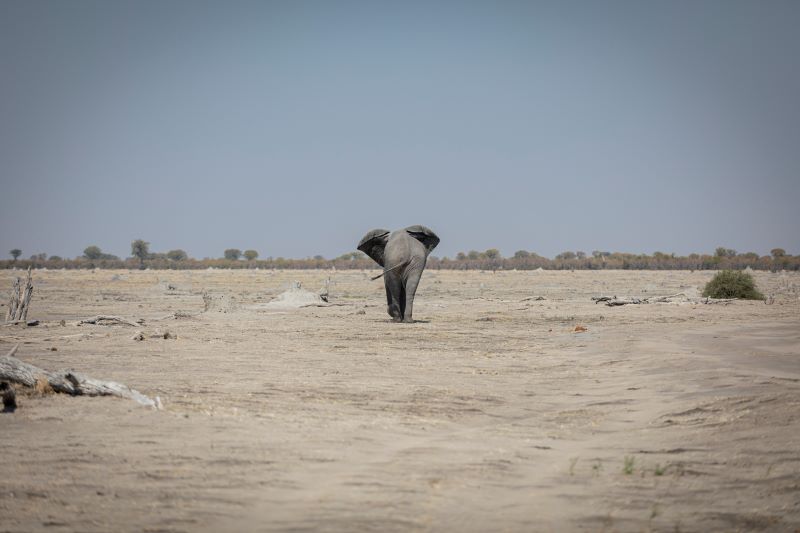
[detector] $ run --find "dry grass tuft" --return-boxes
[34,378,54,395]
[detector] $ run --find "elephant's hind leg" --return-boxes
[401,268,423,323]
[384,276,402,321]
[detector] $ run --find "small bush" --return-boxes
[702,270,764,300]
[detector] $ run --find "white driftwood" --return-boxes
[0,345,160,409]
[78,315,141,327]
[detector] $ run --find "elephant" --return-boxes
[358,225,440,323]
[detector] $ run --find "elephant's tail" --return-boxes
[370,261,409,281]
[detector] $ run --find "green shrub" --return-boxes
[702,270,764,300]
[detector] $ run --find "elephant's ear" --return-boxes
[405,225,440,253]
[357,229,390,267]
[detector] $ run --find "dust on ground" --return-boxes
[1,269,799,532]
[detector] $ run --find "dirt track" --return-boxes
[1,269,799,532]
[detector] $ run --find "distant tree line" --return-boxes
[3,244,798,271]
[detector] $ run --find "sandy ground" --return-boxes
[1,268,799,532]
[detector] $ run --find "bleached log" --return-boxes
[0,345,160,409]
[594,293,737,306]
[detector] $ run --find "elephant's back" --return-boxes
[385,230,424,265]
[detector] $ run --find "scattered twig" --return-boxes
[151,311,202,321]
[78,315,142,327]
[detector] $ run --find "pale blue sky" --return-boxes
[1,0,798,259]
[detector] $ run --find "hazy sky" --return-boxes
[1,0,798,260]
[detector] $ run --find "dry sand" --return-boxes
[1,268,798,532]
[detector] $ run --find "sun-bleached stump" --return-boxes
[5,267,33,322]
[0,345,160,409]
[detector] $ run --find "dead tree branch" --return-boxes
[0,346,160,409]
[592,293,737,306]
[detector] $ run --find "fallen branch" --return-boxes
[605,298,642,306]
[151,311,202,321]
[0,344,160,409]
[704,297,735,305]
[646,293,687,303]
[592,294,737,306]
[78,315,141,327]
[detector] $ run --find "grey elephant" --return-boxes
[358,225,440,323]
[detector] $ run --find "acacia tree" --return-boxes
[243,249,259,261]
[131,239,150,269]
[9,249,21,262]
[167,249,188,261]
[84,246,103,260]
[224,248,242,260]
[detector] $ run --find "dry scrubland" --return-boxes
[1,269,799,532]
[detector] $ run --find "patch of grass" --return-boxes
[702,270,764,300]
[569,457,579,476]
[650,503,660,521]
[592,459,603,477]
[654,463,666,476]
[623,455,635,475]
